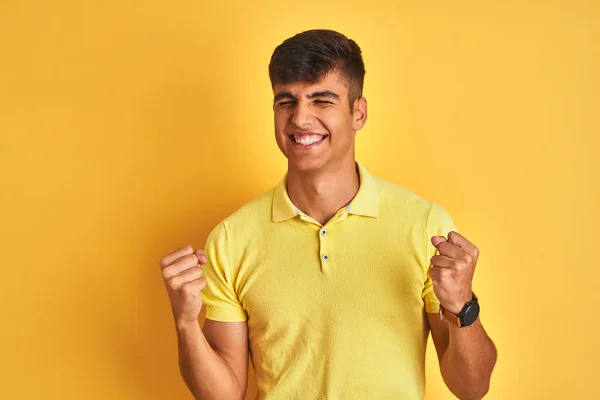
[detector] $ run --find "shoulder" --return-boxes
[372,174,455,229]
[207,186,275,241]
[373,175,432,216]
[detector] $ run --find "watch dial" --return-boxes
[464,303,480,326]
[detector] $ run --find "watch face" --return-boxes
[463,303,480,326]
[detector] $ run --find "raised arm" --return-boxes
[428,232,497,399]
[161,245,249,400]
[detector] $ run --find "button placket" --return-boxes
[319,226,331,271]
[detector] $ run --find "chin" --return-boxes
[288,157,327,172]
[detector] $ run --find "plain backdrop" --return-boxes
[1,1,599,399]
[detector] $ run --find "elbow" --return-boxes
[449,379,490,400]
[442,367,492,400]
[464,388,490,400]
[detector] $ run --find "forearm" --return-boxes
[440,318,497,400]
[176,321,244,400]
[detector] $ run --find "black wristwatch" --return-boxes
[440,293,480,328]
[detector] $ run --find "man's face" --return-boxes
[272,70,367,172]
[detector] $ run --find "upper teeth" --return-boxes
[294,135,324,145]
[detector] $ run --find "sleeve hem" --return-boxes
[205,306,247,322]
[425,299,441,314]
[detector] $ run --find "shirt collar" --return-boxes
[271,162,379,223]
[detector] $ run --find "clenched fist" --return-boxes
[429,232,478,314]
[159,245,208,325]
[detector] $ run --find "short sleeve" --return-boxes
[422,202,459,313]
[200,222,247,322]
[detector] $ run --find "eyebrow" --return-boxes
[309,91,340,101]
[273,91,296,102]
[273,90,341,102]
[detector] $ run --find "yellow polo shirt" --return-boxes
[201,162,457,400]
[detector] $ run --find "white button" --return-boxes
[321,229,327,236]
[322,254,329,261]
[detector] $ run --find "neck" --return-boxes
[286,158,360,225]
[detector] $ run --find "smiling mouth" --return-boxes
[289,134,328,146]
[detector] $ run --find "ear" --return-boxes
[352,97,368,131]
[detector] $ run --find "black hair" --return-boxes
[268,29,366,112]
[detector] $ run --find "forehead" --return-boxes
[273,71,349,97]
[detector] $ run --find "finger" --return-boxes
[428,266,451,284]
[181,278,208,298]
[430,254,457,269]
[160,245,194,269]
[447,231,479,259]
[431,236,446,247]
[195,249,208,264]
[186,277,207,292]
[169,267,203,289]
[180,277,207,298]
[162,254,200,279]
[433,240,464,259]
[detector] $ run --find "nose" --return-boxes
[290,101,314,130]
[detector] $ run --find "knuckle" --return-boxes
[159,256,168,269]
[185,253,199,265]
[168,276,180,289]
[183,284,198,296]
[189,267,202,279]
[175,256,196,273]
[160,245,193,268]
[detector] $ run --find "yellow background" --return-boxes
[1,1,598,399]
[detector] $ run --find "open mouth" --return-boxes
[288,134,328,146]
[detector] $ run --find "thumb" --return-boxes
[195,249,208,264]
[431,235,447,248]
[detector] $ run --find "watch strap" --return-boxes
[440,306,462,327]
[439,292,478,327]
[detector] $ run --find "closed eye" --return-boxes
[314,100,334,104]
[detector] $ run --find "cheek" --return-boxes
[274,112,288,133]
[273,113,290,150]
[319,110,353,135]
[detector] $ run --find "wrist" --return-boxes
[175,317,200,331]
[447,313,480,328]
[440,292,480,328]
[442,292,474,314]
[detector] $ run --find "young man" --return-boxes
[159,30,497,400]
